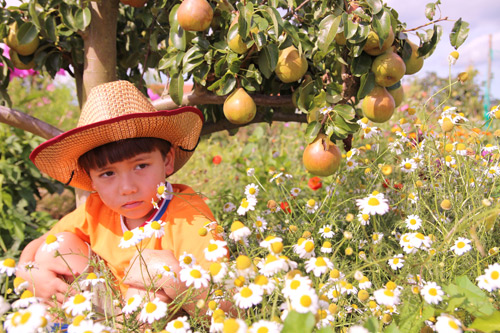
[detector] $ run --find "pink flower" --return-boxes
[147,88,160,101]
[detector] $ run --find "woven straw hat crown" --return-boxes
[30,80,204,191]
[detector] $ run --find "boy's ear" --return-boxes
[164,148,175,176]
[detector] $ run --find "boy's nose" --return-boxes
[119,175,138,195]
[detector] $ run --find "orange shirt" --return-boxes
[50,184,218,292]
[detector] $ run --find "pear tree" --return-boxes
[0,0,469,177]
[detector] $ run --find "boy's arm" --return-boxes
[124,249,235,318]
[17,234,74,306]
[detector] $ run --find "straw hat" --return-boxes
[30,80,204,191]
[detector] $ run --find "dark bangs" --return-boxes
[78,137,172,173]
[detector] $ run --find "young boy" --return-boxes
[17,80,223,316]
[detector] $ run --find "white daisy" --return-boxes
[388,254,404,270]
[345,159,358,171]
[122,294,143,315]
[41,234,64,252]
[400,158,417,173]
[253,274,276,295]
[62,291,93,316]
[259,235,283,253]
[373,287,401,307]
[204,239,229,262]
[356,191,390,216]
[233,284,263,309]
[229,221,252,242]
[304,257,334,277]
[357,212,371,225]
[139,297,167,324]
[209,262,228,283]
[0,258,17,276]
[223,318,247,333]
[165,316,192,332]
[321,241,333,253]
[483,263,500,290]
[246,167,255,176]
[237,196,257,215]
[421,281,444,305]
[293,238,316,259]
[450,237,472,256]
[144,220,166,239]
[11,290,39,309]
[305,198,319,214]
[282,275,313,299]
[13,277,28,295]
[118,229,144,249]
[244,183,260,198]
[179,265,210,289]
[408,192,419,204]
[175,252,195,269]
[4,303,49,333]
[248,320,282,333]
[362,126,381,139]
[258,254,288,277]
[409,232,433,249]
[79,272,105,288]
[358,276,372,289]
[223,202,236,212]
[485,165,500,178]
[253,216,268,233]
[289,287,319,314]
[290,187,301,197]
[476,274,494,292]
[444,155,456,167]
[405,214,422,230]
[435,314,462,333]
[319,224,335,238]
[157,264,178,281]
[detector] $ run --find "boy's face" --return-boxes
[89,148,174,229]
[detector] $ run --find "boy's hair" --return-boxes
[78,137,172,173]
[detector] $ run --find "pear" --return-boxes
[404,40,424,75]
[387,85,404,107]
[302,133,342,176]
[223,88,256,125]
[275,46,308,83]
[5,22,39,56]
[9,49,35,70]
[177,0,213,32]
[371,51,406,87]
[363,27,394,56]
[361,85,395,123]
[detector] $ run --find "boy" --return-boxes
[17,80,223,316]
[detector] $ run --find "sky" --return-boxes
[385,0,500,101]
[5,0,499,100]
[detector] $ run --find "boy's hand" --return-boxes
[19,266,74,306]
[124,249,181,289]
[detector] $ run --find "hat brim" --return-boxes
[30,106,204,191]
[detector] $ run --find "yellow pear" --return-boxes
[302,133,342,176]
[404,40,424,75]
[363,27,394,56]
[177,0,213,32]
[371,51,406,87]
[361,85,395,123]
[5,22,39,56]
[387,85,404,107]
[275,46,308,83]
[9,49,35,70]
[228,26,248,54]
[223,88,256,125]
[335,31,347,45]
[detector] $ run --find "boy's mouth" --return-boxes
[122,201,142,209]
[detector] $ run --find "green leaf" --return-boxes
[282,311,316,333]
[364,317,380,333]
[450,18,469,49]
[17,22,39,46]
[469,311,500,333]
[345,16,358,39]
[425,3,436,20]
[59,3,76,31]
[74,7,91,31]
[351,52,372,76]
[305,121,322,143]
[357,72,375,100]
[372,8,391,47]
[266,7,283,37]
[384,322,401,333]
[317,15,341,53]
[418,25,441,57]
[334,104,355,120]
[365,0,383,14]
[218,74,236,96]
[258,44,278,79]
[169,73,184,106]
[28,2,41,30]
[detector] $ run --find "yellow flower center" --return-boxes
[256,220,263,227]
[224,319,241,332]
[257,327,269,333]
[20,312,31,324]
[145,302,157,314]
[157,185,165,195]
[208,244,218,252]
[123,230,134,241]
[45,234,57,244]
[209,263,222,276]
[73,294,86,305]
[457,242,465,249]
[304,241,314,252]
[20,290,33,299]
[183,256,192,265]
[368,198,380,206]
[307,199,316,206]
[190,269,201,279]
[429,288,437,296]
[249,188,256,195]
[404,163,412,169]
[236,255,252,270]
[173,321,184,329]
[315,257,327,267]
[324,227,331,233]
[330,269,340,279]
[448,319,459,329]
[300,295,312,307]
[393,258,399,264]
[3,258,15,268]
[163,265,171,272]
[127,297,135,305]
[415,233,425,240]
[490,271,499,280]
[151,221,161,230]
[290,280,301,290]
[86,272,97,280]
[254,275,268,286]
[241,199,249,208]
[384,290,394,297]
[240,287,253,298]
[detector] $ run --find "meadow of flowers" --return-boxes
[1,69,500,332]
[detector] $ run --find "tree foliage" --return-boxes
[0,0,469,142]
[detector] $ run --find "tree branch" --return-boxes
[403,17,449,33]
[0,106,62,139]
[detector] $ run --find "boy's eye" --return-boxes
[136,163,148,170]
[100,171,114,178]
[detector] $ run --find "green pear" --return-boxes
[275,46,308,83]
[361,85,395,123]
[223,88,256,124]
[404,40,424,75]
[371,52,406,87]
[363,27,394,56]
[5,22,40,56]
